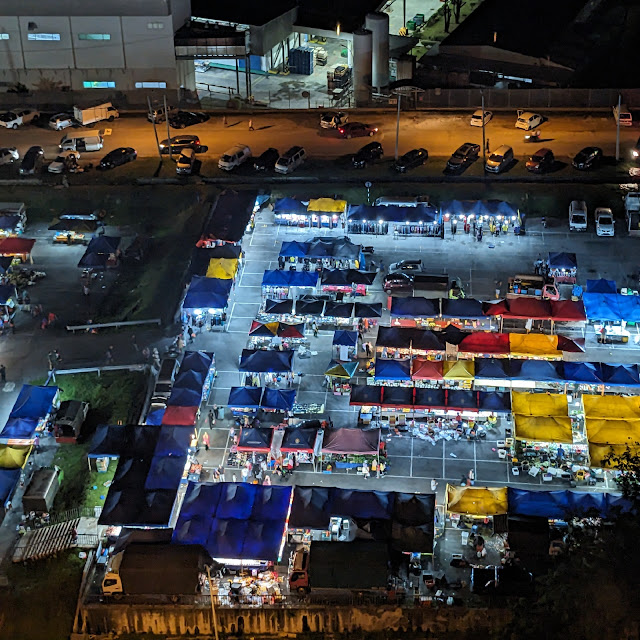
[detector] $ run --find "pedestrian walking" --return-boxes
[222,114,227,126]
[362,460,370,479]
[248,119,254,131]
[208,409,215,428]
[218,465,226,482]
[202,431,210,451]
[0,364,5,382]
[494,280,502,300]
[312,321,318,338]
[105,345,114,365]
[452,218,457,236]
[467,469,475,486]
[431,479,438,492]
[131,334,139,353]
[241,467,249,482]
[485,138,490,153]
[34,435,40,453]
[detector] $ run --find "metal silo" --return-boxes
[365,12,390,91]
[352,28,373,107]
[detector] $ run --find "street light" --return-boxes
[205,565,220,640]
[481,91,487,173]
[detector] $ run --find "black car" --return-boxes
[159,135,202,154]
[169,111,210,129]
[393,148,428,173]
[526,148,554,173]
[98,147,137,170]
[338,122,378,138]
[383,272,413,294]
[254,147,279,171]
[446,142,480,171]
[352,141,383,168]
[572,146,603,170]
[19,146,44,175]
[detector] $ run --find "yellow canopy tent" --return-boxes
[307,198,347,213]
[443,360,475,380]
[446,485,508,516]
[583,395,640,421]
[588,442,640,468]
[206,258,239,280]
[0,444,32,469]
[585,418,640,444]
[514,415,573,443]
[508,333,561,358]
[511,391,568,417]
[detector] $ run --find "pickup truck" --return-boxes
[569,200,588,232]
[507,274,559,300]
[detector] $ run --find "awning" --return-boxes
[512,392,568,416]
[264,299,294,315]
[548,252,577,269]
[510,359,563,382]
[504,298,552,320]
[249,320,279,337]
[563,362,604,385]
[414,387,446,409]
[349,385,383,405]
[513,415,573,443]
[354,302,383,318]
[376,326,412,349]
[239,349,294,373]
[181,351,213,375]
[411,330,445,352]
[228,386,263,409]
[307,198,347,213]
[583,394,640,420]
[273,197,307,215]
[443,360,474,380]
[321,428,380,454]
[173,370,205,393]
[390,296,439,318]
[279,323,305,339]
[199,189,257,244]
[0,237,36,256]
[0,445,32,469]
[458,332,510,354]
[474,358,509,379]
[0,284,17,305]
[261,388,296,411]
[10,385,58,419]
[586,278,616,294]
[374,358,411,380]
[262,270,319,288]
[441,298,484,319]
[323,302,355,318]
[600,364,640,386]
[154,426,194,457]
[237,427,273,451]
[411,358,443,380]
[206,258,238,279]
[509,333,560,357]
[167,387,202,407]
[183,276,233,311]
[550,300,586,322]
[333,330,358,347]
[381,386,414,408]
[447,390,478,410]
[296,299,325,315]
[0,417,38,442]
[281,427,319,453]
[446,485,508,516]
[161,405,198,426]
[325,360,359,378]
[478,391,511,412]
[279,241,311,257]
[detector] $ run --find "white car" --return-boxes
[48,150,80,174]
[0,109,40,129]
[595,207,615,237]
[569,200,588,232]
[49,113,75,131]
[0,147,19,165]
[470,109,492,127]
[515,111,544,130]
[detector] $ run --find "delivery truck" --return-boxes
[73,102,119,126]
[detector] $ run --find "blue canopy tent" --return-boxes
[390,296,439,317]
[411,330,445,352]
[273,198,307,215]
[0,284,16,305]
[183,276,233,311]
[262,270,291,287]
[9,385,58,420]
[586,278,617,294]
[331,488,395,520]
[145,408,165,426]
[376,326,412,348]
[374,359,411,381]
[98,487,178,526]
[381,386,414,407]
[354,302,383,318]
[562,362,604,385]
[475,358,509,379]
[173,370,205,393]
[180,351,213,375]
[478,391,511,412]
[262,270,318,288]
[154,426,193,457]
[261,388,296,411]
[333,330,358,347]
[279,241,311,258]
[239,349,294,373]
[172,515,211,546]
[88,425,127,457]
[144,455,188,491]
[0,417,39,442]
[349,385,383,405]
[510,360,563,382]
[0,468,20,512]
[77,251,109,269]
[447,390,478,410]
[126,426,162,458]
[296,298,325,315]
[87,235,121,254]
[508,488,571,519]
[228,386,263,410]
[414,387,446,409]
[166,386,202,408]
[548,252,577,270]
[323,302,355,318]
[238,428,273,451]
[441,298,484,319]
[600,363,640,386]
[346,204,380,221]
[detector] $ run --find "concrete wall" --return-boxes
[0,0,173,17]
[78,602,511,637]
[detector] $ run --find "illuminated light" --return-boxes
[378,219,383,224]
[633,151,639,157]
[208,308,217,314]
[194,309,203,316]
[336,22,341,36]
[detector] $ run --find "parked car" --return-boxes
[168,111,210,129]
[48,150,80,174]
[338,122,378,138]
[569,200,588,232]
[176,147,196,175]
[446,142,480,171]
[0,109,40,129]
[470,109,492,127]
[254,148,279,171]
[393,148,428,173]
[572,146,603,170]
[159,135,202,154]
[515,111,544,130]
[595,207,615,236]
[389,259,423,273]
[19,146,44,175]
[320,111,348,129]
[526,148,554,173]
[275,146,306,174]
[0,147,19,165]
[383,272,413,294]
[352,142,383,168]
[98,147,137,170]
[218,144,251,171]
[49,113,75,130]
[485,145,514,173]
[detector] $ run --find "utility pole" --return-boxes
[163,94,172,161]
[395,92,401,161]
[205,565,220,640]
[615,93,621,162]
[147,95,162,159]
[481,92,487,172]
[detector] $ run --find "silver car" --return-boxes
[0,108,40,129]
[49,113,75,130]
[0,147,19,165]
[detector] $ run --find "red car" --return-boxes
[338,122,378,138]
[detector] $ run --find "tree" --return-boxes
[451,0,465,23]
[603,444,640,506]
[442,0,452,33]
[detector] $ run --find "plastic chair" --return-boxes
[511,466,520,476]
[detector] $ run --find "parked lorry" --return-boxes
[101,543,209,598]
[22,467,61,513]
[507,274,559,300]
[625,192,640,236]
[73,102,119,126]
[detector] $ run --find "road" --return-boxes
[1,111,639,168]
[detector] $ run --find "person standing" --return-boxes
[494,280,502,300]
[248,119,254,131]
[467,469,475,486]
[362,460,370,479]
[105,346,114,365]
[208,409,215,428]
[431,479,438,492]
[202,431,210,451]
[0,364,5,382]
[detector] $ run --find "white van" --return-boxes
[374,196,418,207]
[515,111,544,130]
[59,130,103,152]
[274,146,306,174]
[613,103,632,127]
[218,144,251,171]
[148,103,173,123]
[485,145,514,173]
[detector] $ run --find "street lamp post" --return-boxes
[615,93,621,162]
[481,92,487,171]
[394,93,401,161]
[205,565,220,640]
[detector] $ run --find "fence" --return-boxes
[66,318,161,333]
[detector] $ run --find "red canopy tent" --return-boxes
[0,237,36,262]
[161,405,198,426]
[411,358,444,380]
[321,428,380,455]
[457,332,510,354]
[550,300,586,322]
[503,298,552,319]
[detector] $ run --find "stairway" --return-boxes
[12,518,82,563]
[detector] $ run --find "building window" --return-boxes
[147,22,165,30]
[0,34,9,40]
[83,81,115,89]
[27,33,61,41]
[78,33,111,40]
[135,81,167,89]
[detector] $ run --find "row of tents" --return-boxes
[278,237,364,264]
[262,297,382,319]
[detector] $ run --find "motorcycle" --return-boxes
[524,131,541,143]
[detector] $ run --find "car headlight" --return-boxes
[633,151,639,158]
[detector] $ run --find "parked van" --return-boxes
[374,196,418,207]
[176,147,196,175]
[218,144,251,171]
[613,103,632,127]
[485,145,514,173]
[275,146,306,174]
[515,111,544,130]
[59,130,103,152]
[569,200,588,232]
[148,103,173,123]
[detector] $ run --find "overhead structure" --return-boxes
[352,28,373,107]
[365,12,390,91]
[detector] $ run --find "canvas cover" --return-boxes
[446,485,508,516]
[206,258,238,280]
[508,333,560,357]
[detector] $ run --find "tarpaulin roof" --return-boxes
[228,386,263,409]
[295,298,325,315]
[443,360,474,380]
[167,386,202,408]
[479,391,511,411]
[249,320,279,336]
[333,330,357,346]
[347,204,439,224]
[548,252,577,269]
[381,386,414,407]
[239,349,293,372]
[349,385,383,405]
[279,241,311,257]
[440,199,518,219]
[238,427,273,451]
[189,246,242,277]
[504,298,552,320]
[87,235,120,254]
[331,489,394,519]
[447,389,478,410]
[583,394,640,420]
[183,276,233,310]
[88,424,127,457]
[376,326,412,348]
[180,351,213,375]
[206,258,238,279]
[154,426,193,457]
[0,417,39,442]
[161,405,199,426]
[601,363,640,386]
[281,427,319,452]
[98,487,178,526]
[586,278,616,294]
[563,362,604,385]
[0,445,31,469]
[374,358,411,380]
[200,190,257,243]
[582,293,640,322]
[510,359,563,382]
[261,270,318,288]
[173,370,205,393]
[459,332,510,354]
[475,357,509,379]
[289,486,331,528]
[411,330,445,352]
[323,302,354,318]
[308,236,361,259]
[321,428,380,454]
[550,300,586,321]
[264,298,294,314]
[354,302,383,318]
[514,415,573,443]
[390,296,439,318]
[446,485,508,516]
[321,269,376,286]
[556,335,585,353]
[144,455,188,491]
[307,198,347,213]
[172,482,293,561]
[273,198,307,214]
[0,468,20,506]
[9,385,58,419]
[441,298,484,319]
[279,323,305,339]
[261,387,296,411]
[413,387,446,408]
[0,237,36,255]
[411,358,443,380]
[77,251,108,269]
[88,426,159,459]
[509,333,560,357]
[146,408,165,425]
[512,392,568,417]
[0,214,22,230]
[325,360,359,378]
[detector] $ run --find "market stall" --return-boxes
[77,236,120,269]
[320,428,381,475]
[261,270,318,300]
[441,298,493,331]
[206,258,240,280]
[332,329,358,360]
[261,387,296,413]
[294,298,326,320]
[278,426,322,467]
[373,359,412,386]
[0,237,36,263]
[390,297,440,328]
[189,245,244,278]
[197,190,259,247]
[48,216,98,245]
[445,484,509,539]
[325,360,359,395]
[320,269,376,297]
[228,386,263,416]
[376,326,444,358]
[347,204,442,237]
[306,198,346,229]
[547,252,577,284]
[248,320,306,349]
[239,349,294,386]
[322,301,356,328]
[182,276,233,327]
[440,200,519,233]
[273,198,309,227]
